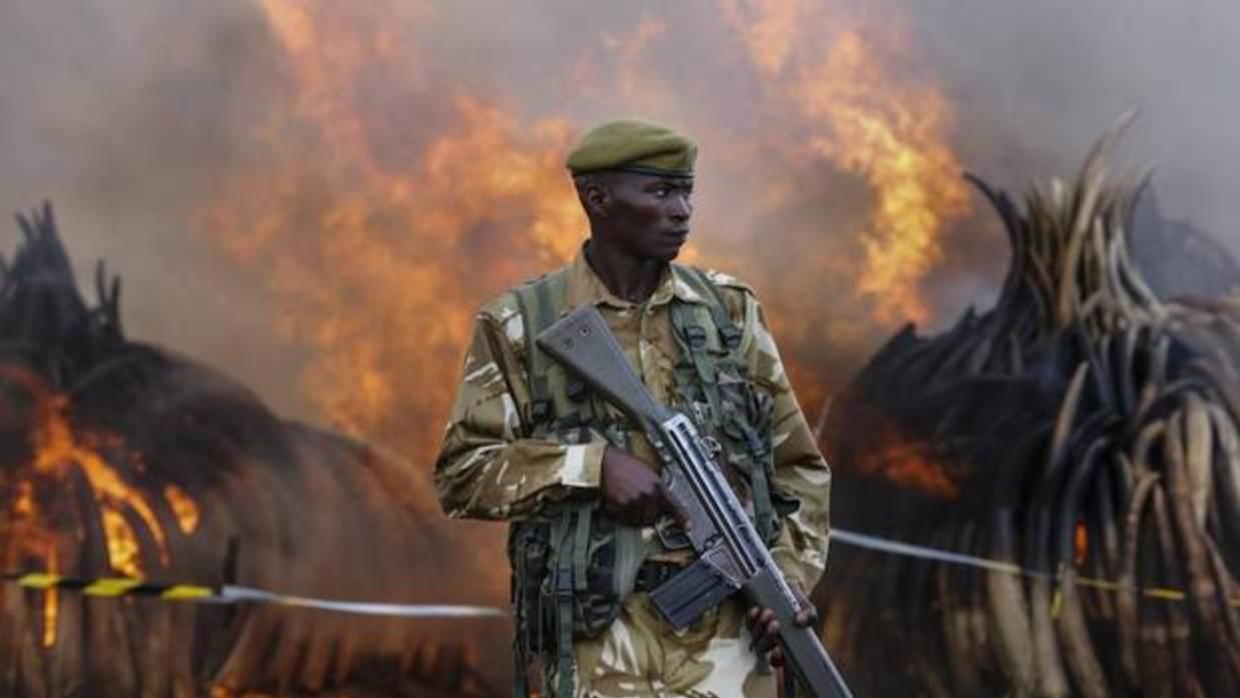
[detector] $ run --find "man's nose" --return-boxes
[670,195,692,221]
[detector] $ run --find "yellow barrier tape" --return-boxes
[161,585,213,600]
[83,578,143,596]
[2,571,506,618]
[7,526,1225,618]
[831,528,1240,608]
[16,573,62,589]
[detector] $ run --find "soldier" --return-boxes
[434,118,831,697]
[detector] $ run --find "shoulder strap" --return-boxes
[670,266,780,543]
[512,269,569,435]
[673,265,744,351]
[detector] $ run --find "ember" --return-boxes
[856,438,961,500]
[163,484,199,535]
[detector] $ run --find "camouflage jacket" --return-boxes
[433,246,830,594]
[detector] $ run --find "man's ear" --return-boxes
[577,174,611,219]
[588,184,609,218]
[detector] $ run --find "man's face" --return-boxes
[593,172,694,262]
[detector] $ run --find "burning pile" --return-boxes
[0,206,504,697]
[823,119,1240,697]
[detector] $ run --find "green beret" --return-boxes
[566,118,697,178]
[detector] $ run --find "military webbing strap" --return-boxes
[672,266,744,352]
[573,504,594,595]
[512,528,531,698]
[670,266,778,543]
[553,509,577,698]
[513,269,589,698]
[512,269,568,435]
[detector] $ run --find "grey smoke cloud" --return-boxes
[909,0,1240,239]
[1,0,312,415]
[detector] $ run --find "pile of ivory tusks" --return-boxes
[822,114,1240,697]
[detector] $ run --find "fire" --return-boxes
[27,374,168,571]
[717,0,808,75]
[4,436,62,648]
[721,0,970,327]
[14,479,34,518]
[42,552,57,649]
[164,484,200,535]
[101,507,143,578]
[0,366,200,595]
[1074,520,1088,566]
[793,31,970,324]
[858,438,960,500]
[206,0,583,453]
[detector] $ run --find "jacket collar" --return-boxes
[563,242,708,312]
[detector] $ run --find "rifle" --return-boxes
[536,306,853,698]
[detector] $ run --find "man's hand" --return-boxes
[600,445,665,525]
[746,583,817,667]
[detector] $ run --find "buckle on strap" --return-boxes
[683,325,708,351]
[555,567,574,600]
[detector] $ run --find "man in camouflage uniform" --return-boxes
[434,119,831,697]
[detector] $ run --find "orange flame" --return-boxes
[164,484,200,535]
[207,1,583,451]
[28,380,168,573]
[858,438,960,500]
[101,506,143,578]
[793,31,970,324]
[2,367,196,590]
[41,552,57,649]
[718,0,807,75]
[0,367,205,648]
[721,3,970,327]
[1074,520,1088,566]
[14,479,34,518]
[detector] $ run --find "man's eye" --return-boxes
[654,188,670,197]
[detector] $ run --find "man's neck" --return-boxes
[583,238,666,304]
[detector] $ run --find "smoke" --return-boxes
[907,0,1240,244]
[3,0,1240,609]
[1,0,312,416]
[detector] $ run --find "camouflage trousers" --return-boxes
[560,592,778,698]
